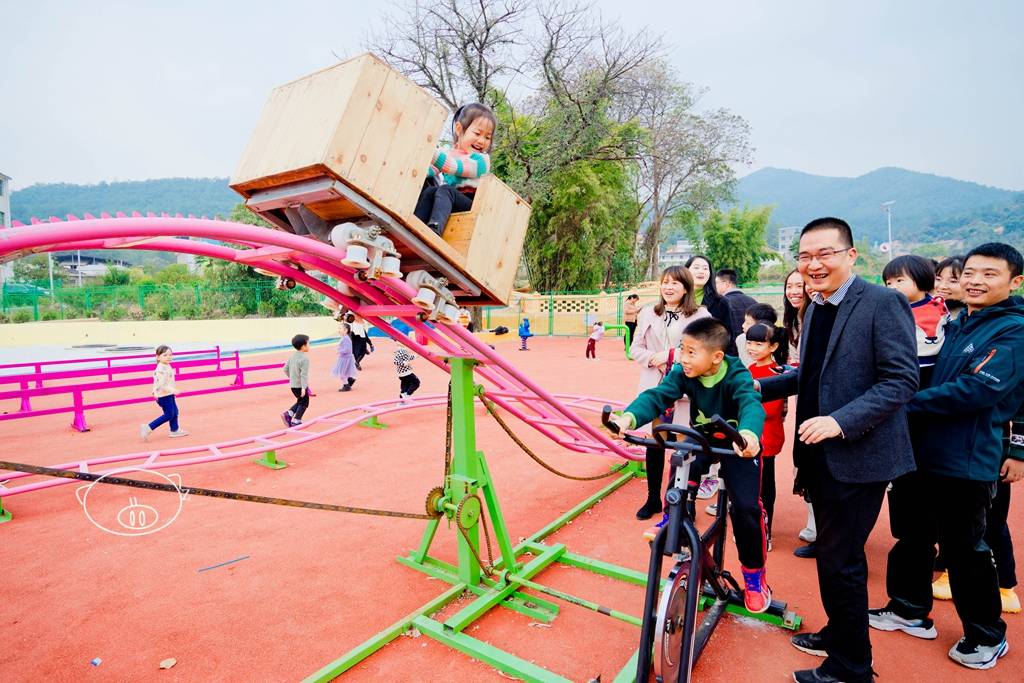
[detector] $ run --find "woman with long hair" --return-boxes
[685,254,738,354]
[782,268,807,362]
[629,265,710,519]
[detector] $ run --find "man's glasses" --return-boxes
[796,247,852,265]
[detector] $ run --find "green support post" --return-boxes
[449,357,482,587]
[253,450,287,470]
[603,324,633,360]
[0,497,11,524]
[358,415,388,430]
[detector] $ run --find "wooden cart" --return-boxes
[229,53,530,306]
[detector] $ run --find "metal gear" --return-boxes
[425,486,446,518]
[456,494,482,528]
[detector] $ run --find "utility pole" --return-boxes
[881,200,896,261]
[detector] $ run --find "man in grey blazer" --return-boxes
[759,217,919,683]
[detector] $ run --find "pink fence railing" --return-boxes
[0,346,228,387]
[0,355,284,432]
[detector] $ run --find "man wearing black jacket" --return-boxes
[869,243,1024,671]
[759,218,919,683]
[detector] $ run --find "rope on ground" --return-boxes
[0,460,434,520]
[479,398,630,481]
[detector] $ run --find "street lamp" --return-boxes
[881,200,896,261]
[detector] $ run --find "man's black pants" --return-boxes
[885,470,1006,646]
[805,461,887,680]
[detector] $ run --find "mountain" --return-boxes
[10,177,238,224]
[733,167,1024,248]
[9,177,240,268]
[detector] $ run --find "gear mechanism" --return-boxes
[424,486,446,518]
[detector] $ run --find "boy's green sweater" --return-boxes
[624,356,765,450]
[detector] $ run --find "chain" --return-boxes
[455,494,496,575]
[480,398,630,481]
[0,460,434,520]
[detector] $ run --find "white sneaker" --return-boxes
[798,527,817,543]
[948,637,1008,670]
[168,429,190,438]
[705,503,718,517]
[696,477,719,500]
[140,424,152,441]
[867,608,938,639]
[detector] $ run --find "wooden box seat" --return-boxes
[229,52,530,306]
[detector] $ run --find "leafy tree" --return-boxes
[525,157,638,291]
[688,206,772,284]
[12,254,64,285]
[153,264,198,285]
[616,60,753,278]
[103,266,133,286]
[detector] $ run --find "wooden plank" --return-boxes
[344,69,417,202]
[371,74,448,216]
[231,57,368,189]
[323,55,392,180]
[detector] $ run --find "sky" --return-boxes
[2,0,1022,191]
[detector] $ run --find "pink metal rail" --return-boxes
[0,355,284,431]
[0,213,638,463]
[0,392,628,499]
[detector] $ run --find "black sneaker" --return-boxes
[635,498,662,520]
[794,543,817,558]
[791,631,828,657]
[793,666,874,683]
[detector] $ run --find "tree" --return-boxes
[103,266,132,286]
[12,254,64,285]
[689,206,772,284]
[617,60,753,278]
[524,156,638,291]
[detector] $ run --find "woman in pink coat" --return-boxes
[629,265,710,519]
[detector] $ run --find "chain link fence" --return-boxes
[481,286,787,337]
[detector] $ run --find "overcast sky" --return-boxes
[2,0,1021,191]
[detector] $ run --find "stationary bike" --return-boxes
[601,407,799,683]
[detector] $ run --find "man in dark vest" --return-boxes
[759,217,918,683]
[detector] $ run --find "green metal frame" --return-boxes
[305,356,797,682]
[603,323,633,360]
[0,497,11,524]
[358,415,388,430]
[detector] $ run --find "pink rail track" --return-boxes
[0,392,627,499]
[0,213,638,473]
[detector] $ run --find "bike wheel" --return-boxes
[654,558,699,682]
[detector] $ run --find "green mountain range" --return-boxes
[10,177,239,224]
[10,168,1024,255]
[734,167,1024,249]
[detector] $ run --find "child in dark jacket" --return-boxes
[607,317,770,614]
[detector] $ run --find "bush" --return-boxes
[228,304,248,318]
[101,307,125,321]
[257,301,277,318]
[41,308,60,321]
[12,310,33,323]
[286,302,308,317]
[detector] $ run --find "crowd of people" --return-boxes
[610,217,1024,682]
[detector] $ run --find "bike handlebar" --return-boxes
[601,405,744,458]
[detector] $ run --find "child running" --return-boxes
[608,317,771,612]
[282,334,311,427]
[394,343,421,404]
[332,322,357,392]
[741,323,789,550]
[413,103,496,236]
[586,321,604,360]
[140,345,188,441]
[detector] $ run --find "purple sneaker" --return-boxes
[281,411,293,428]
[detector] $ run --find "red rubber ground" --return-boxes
[1,336,1020,681]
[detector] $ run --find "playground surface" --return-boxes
[1,335,1021,682]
